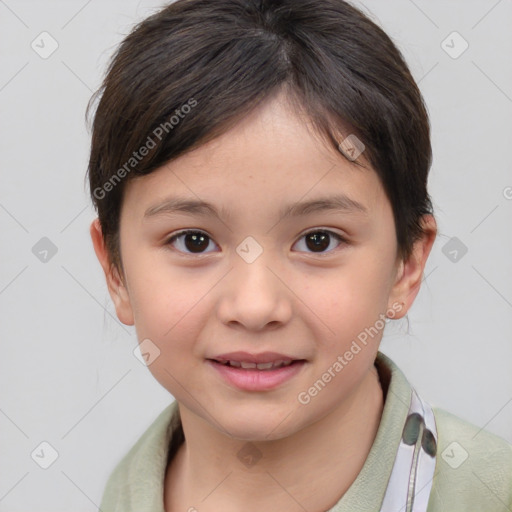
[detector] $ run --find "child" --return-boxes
[87,0,512,510]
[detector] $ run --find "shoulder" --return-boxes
[427,406,512,512]
[100,402,179,511]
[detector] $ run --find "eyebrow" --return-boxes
[143,193,368,221]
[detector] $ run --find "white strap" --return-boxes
[379,388,438,512]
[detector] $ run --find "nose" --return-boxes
[216,248,293,332]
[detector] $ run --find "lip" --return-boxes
[211,351,300,364]
[207,357,307,391]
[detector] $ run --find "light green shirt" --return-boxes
[100,351,512,511]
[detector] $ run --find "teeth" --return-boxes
[218,359,295,370]
[256,362,274,370]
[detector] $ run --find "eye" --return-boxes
[293,229,347,255]
[165,228,347,256]
[165,230,218,254]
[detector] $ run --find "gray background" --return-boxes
[1,0,511,510]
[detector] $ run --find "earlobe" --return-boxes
[90,218,135,326]
[387,215,437,319]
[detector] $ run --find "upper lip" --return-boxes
[210,351,303,364]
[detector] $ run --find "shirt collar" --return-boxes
[327,351,414,511]
[103,351,416,512]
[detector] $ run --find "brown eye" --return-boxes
[166,230,217,254]
[294,230,346,254]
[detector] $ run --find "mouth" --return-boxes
[206,356,307,391]
[209,358,300,370]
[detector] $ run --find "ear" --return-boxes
[387,215,437,319]
[90,218,134,326]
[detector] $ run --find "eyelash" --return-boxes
[164,228,348,256]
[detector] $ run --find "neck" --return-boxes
[165,365,384,512]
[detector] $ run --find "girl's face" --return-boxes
[94,91,431,441]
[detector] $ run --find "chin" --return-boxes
[216,408,301,442]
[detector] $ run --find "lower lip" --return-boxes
[207,360,306,391]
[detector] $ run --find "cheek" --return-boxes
[309,258,392,352]
[132,285,204,348]
[123,249,205,346]
[126,263,210,399]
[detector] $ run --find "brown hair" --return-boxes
[86,0,434,274]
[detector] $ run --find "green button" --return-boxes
[402,413,423,445]
[422,428,437,456]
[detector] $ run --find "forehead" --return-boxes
[122,92,387,222]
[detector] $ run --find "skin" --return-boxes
[91,89,436,512]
